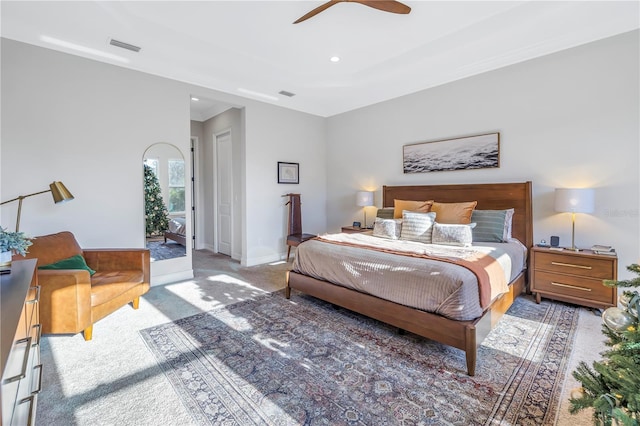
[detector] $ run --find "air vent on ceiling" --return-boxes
[278,90,296,98]
[109,38,141,53]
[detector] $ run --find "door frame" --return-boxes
[190,136,202,250]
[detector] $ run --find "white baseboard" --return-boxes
[243,252,289,267]
[150,269,194,286]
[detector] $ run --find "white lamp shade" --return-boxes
[356,191,374,207]
[554,188,595,214]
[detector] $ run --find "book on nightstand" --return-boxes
[591,244,616,256]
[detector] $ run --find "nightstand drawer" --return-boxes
[533,271,615,305]
[534,252,613,279]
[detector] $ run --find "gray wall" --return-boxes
[326,30,639,276]
[243,103,327,264]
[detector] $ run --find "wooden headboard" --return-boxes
[382,181,533,249]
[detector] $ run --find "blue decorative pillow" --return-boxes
[39,254,96,276]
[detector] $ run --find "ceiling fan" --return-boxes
[293,0,411,24]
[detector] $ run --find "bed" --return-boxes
[164,216,186,246]
[286,181,533,376]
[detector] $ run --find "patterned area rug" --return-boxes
[140,291,579,425]
[147,240,186,261]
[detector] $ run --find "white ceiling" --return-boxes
[2,1,638,119]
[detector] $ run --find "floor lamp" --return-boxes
[356,191,374,228]
[554,188,594,251]
[1,181,74,231]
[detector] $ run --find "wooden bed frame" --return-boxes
[164,231,186,246]
[286,181,533,376]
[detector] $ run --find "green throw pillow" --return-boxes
[39,254,96,276]
[471,209,508,243]
[376,207,395,219]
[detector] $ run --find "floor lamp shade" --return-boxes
[356,191,374,228]
[0,181,74,231]
[50,181,74,204]
[554,188,594,251]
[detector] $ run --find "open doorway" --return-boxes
[189,95,242,261]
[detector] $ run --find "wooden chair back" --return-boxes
[286,193,303,236]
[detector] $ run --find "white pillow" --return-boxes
[432,222,476,247]
[399,211,436,243]
[504,208,515,240]
[373,218,403,240]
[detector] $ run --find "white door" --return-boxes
[216,131,232,256]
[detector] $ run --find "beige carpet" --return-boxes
[36,250,602,425]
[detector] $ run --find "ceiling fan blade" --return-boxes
[293,0,341,24]
[354,0,411,14]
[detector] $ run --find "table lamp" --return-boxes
[356,191,374,228]
[554,188,594,251]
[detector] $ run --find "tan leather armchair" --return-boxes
[21,231,150,341]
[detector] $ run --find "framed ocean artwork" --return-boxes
[403,132,500,174]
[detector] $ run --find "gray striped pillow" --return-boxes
[400,211,436,243]
[471,209,508,242]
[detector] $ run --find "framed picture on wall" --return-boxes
[278,162,299,184]
[403,132,500,173]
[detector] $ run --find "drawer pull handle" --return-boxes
[1,337,32,384]
[32,364,43,394]
[18,395,36,425]
[551,281,592,292]
[25,285,41,304]
[551,261,592,270]
[32,324,42,347]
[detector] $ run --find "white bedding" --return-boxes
[168,217,186,235]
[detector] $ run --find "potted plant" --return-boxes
[0,227,33,270]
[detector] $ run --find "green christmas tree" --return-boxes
[570,263,640,426]
[144,164,169,237]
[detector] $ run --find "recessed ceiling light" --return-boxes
[40,35,129,63]
[191,97,199,101]
[330,56,340,63]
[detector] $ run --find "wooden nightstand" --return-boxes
[341,226,371,234]
[530,247,617,310]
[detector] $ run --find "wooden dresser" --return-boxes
[530,247,617,310]
[1,259,41,425]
